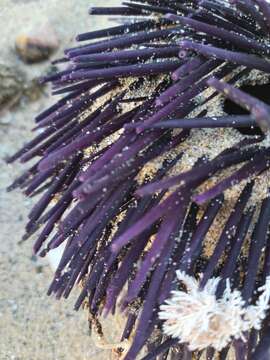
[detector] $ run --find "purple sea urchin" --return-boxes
[8,0,270,359]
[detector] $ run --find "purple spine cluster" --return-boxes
[8,0,270,359]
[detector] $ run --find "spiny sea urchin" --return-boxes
[8,0,270,359]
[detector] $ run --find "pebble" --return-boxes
[0,64,24,109]
[15,23,59,63]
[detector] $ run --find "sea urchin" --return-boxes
[8,1,270,359]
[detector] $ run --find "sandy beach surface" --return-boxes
[0,1,120,359]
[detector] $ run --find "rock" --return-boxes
[0,64,24,109]
[15,23,59,63]
[0,64,44,120]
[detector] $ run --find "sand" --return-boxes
[0,1,119,359]
[1,2,267,359]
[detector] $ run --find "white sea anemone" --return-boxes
[159,271,270,352]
